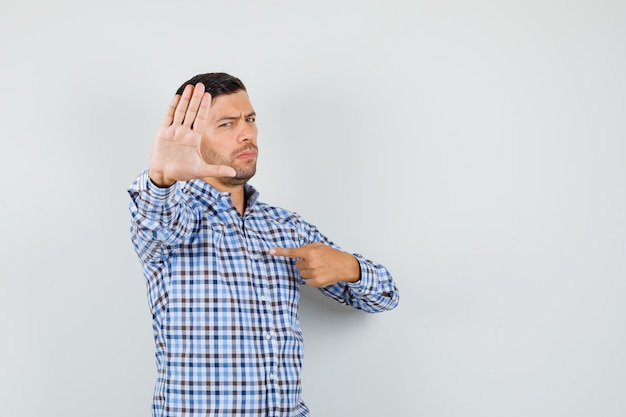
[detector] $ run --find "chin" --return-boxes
[220,177,249,187]
[221,170,256,186]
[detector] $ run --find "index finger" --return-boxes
[181,83,206,127]
[172,84,194,125]
[269,247,306,258]
[191,92,212,133]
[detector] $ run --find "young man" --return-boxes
[128,72,399,417]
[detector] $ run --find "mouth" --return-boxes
[235,146,258,160]
[236,151,257,161]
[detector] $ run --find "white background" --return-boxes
[1,1,625,416]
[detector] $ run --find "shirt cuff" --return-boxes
[345,254,374,293]
[129,169,178,200]
[128,169,181,215]
[145,172,177,200]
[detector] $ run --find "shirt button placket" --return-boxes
[265,329,280,411]
[243,228,279,410]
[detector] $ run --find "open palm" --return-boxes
[149,83,236,187]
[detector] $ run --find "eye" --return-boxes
[246,117,256,123]
[219,122,233,128]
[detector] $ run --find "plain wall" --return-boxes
[1,1,625,416]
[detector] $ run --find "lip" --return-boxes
[236,150,257,159]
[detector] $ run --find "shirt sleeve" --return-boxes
[127,170,197,265]
[291,213,400,313]
[319,252,400,313]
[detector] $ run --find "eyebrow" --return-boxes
[216,112,256,123]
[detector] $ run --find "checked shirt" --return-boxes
[128,170,399,417]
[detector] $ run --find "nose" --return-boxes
[237,118,257,143]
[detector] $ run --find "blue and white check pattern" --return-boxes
[128,170,399,417]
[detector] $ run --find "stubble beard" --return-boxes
[220,164,256,186]
[202,146,258,187]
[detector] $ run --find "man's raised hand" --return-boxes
[149,83,236,187]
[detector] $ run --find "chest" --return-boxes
[167,212,303,312]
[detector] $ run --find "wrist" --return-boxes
[345,254,362,283]
[148,169,176,188]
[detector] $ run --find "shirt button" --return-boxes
[249,253,259,261]
[265,332,273,340]
[269,373,276,381]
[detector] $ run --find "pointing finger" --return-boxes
[269,247,305,258]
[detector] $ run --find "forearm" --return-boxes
[128,170,194,260]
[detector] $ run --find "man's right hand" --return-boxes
[148,83,236,187]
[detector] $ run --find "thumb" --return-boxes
[195,163,237,178]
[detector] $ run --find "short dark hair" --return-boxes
[175,72,246,97]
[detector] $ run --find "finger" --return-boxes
[182,83,205,128]
[195,163,236,178]
[269,247,306,258]
[192,92,212,133]
[172,84,193,125]
[298,268,312,279]
[160,94,181,127]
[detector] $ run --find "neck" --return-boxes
[203,177,247,215]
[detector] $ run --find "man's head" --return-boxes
[176,72,247,99]
[178,73,258,189]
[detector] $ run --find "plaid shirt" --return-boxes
[128,170,399,417]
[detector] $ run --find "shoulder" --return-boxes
[254,201,303,223]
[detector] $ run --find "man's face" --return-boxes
[201,90,258,187]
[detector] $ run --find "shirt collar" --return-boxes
[182,179,260,212]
